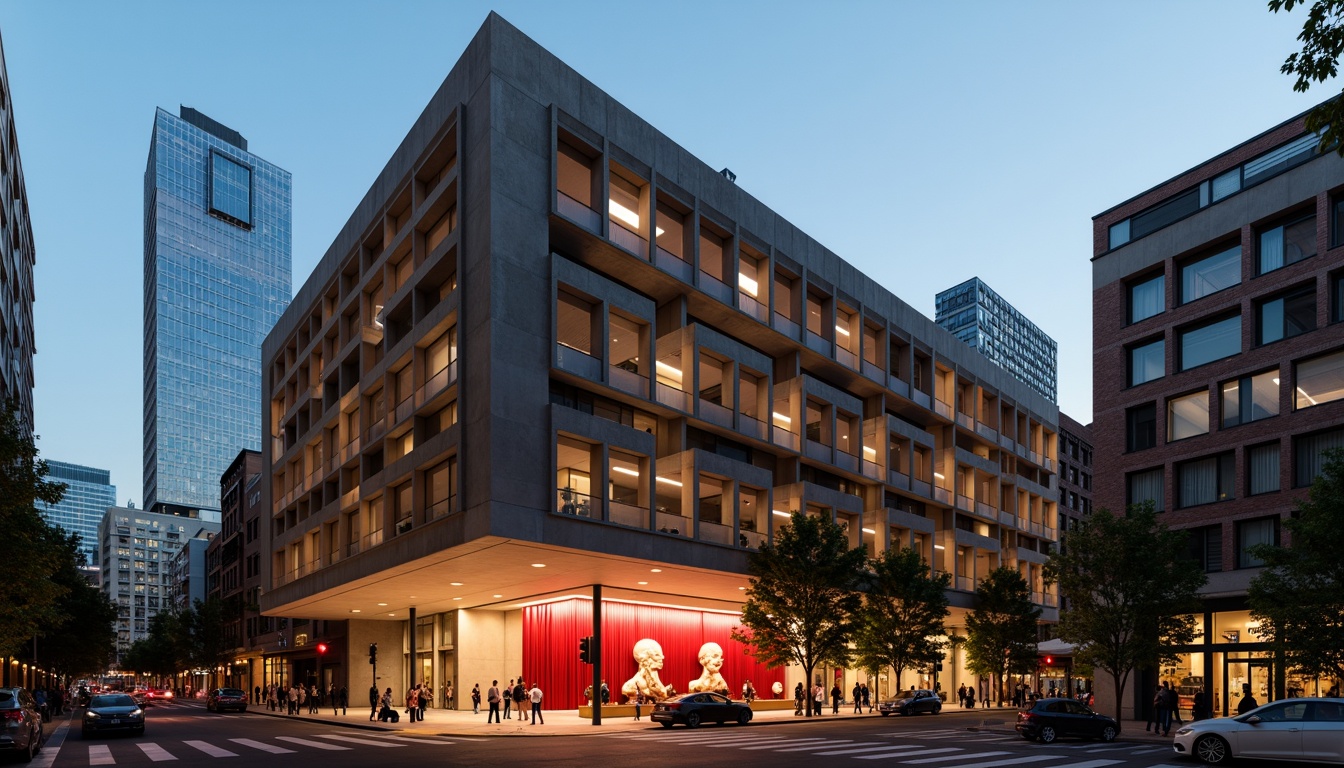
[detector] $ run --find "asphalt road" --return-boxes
[28,701,1194,768]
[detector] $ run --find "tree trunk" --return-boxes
[804,663,813,717]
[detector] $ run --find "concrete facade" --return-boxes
[261,14,1061,707]
[0,32,35,435]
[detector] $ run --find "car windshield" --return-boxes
[0,691,13,705]
[91,695,135,708]
[218,689,244,696]
[895,691,916,700]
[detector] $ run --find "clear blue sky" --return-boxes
[2,1,1323,503]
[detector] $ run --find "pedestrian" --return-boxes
[528,681,544,725]
[1237,683,1258,715]
[309,684,319,714]
[503,678,513,719]
[794,682,804,715]
[380,687,395,722]
[967,686,976,709]
[445,680,454,710]
[419,681,429,719]
[862,682,872,713]
[1146,686,1162,732]
[405,685,420,722]
[958,684,966,708]
[327,683,336,712]
[812,683,824,716]
[743,680,755,703]
[1192,688,1208,721]
[254,685,261,704]
[338,685,348,715]
[600,680,610,704]
[513,679,528,723]
[1159,681,1179,735]
[634,692,644,720]
[487,680,502,723]
[370,684,380,721]
[830,682,841,714]
[471,684,481,714]
[852,682,862,713]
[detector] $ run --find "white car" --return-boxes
[1172,697,1344,765]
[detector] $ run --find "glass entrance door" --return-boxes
[1223,654,1273,717]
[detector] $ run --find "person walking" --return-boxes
[1192,688,1209,721]
[445,681,454,710]
[852,682,862,713]
[634,692,644,720]
[369,685,380,721]
[967,686,976,709]
[794,683,804,715]
[419,681,429,719]
[862,682,872,713]
[1159,681,1178,736]
[528,681,544,725]
[1146,686,1162,732]
[503,678,513,719]
[1237,683,1259,714]
[513,679,528,724]
[471,684,481,715]
[405,685,420,722]
[487,680,502,723]
[338,685,348,715]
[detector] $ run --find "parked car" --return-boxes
[878,689,942,716]
[1172,697,1344,765]
[651,692,753,728]
[82,694,145,738]
[206,688,248,713]
[1015,697,1118,743]
[0,687,43,762]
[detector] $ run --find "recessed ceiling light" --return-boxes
[450,582,463,586]
[388,613,395,616]
[650,568,662,573]
[453,597,462,601]
[531,563,546,568]
[350,609,361,613]
[409,596,418,599]
[377,603,388,607]
[493,594,503,598]
[738,586,746,590]
[637,581,648,585]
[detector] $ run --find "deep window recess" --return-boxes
[1295,427,1344,487]
[1127,468,1164,512]
[1127,403,1157,452]
[1221,370,1279,428]
[1333,196,1344,248]
[1167,390,1209,442]
[1334,272,1344,323]
[1129,273,1165,324]
[1257,286,1316,345]
[209,151,252,227]
[1130,339,1165,386]
[1179,315,1240,371]
[1247,442,1281,496]
[1258,213,1316,275]
[1181,246,1241,304]
[1187,525,1223,573]
[1294,350,1344,409]
[1236,517,1279,569]
[1176,453,1235,508]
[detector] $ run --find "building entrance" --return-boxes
[1222,653,1273,716]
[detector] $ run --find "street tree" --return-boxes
[0,401,69,658]
[1249,448,1344,683]
[732,511,866,716]
[854,547,951,693]
[30,526,117,678]
[1045,503,1206,721]
[1269,0,1344,154]
[188,597,233,687]
[964,566,1040,706]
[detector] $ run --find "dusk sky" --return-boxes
[3,1,1323,504]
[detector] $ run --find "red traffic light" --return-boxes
[317,642,329,655]
[1044,656,1054,666]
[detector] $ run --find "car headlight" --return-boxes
[131,709,143,717]
[85,712,100,720]
[1175,726,1192,735]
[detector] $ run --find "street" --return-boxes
[25,699,1197,768]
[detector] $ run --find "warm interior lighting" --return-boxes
[655,359,683,384]
[650,568,662,573]
[772,412,791,424]
[934,544,945,550]
[655,476,683,487]
[836,325,850,337]
[530,563,547,568]
[1273,377,1280,385]
[772,510,790,518]
[450,582,463,586]
[350,609,361,613]
[934,472,945,480]
[863,446,876,456]
[738,273,759,297]
[1298,386,1318,405]
[738,586,746,590]
[612,466,640,477]
[493,594,503,598]
[610,199,640,229]
[453,597,462,601]
[637,581,648,585]
[862,528,876,534]
[376,603,388,607]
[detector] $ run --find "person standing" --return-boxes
[444,681,454,711]
[1146,686,1163,732]
[634,692,644,720]
[852,682,862,713]
[487,680,502,723]
[1192,688,1208,721]
[405,685,420,722]
[471,683,481,714]
[380,687,394,722]
[513,679,529,723]
[369,685,379,721]
[419,681,429,719]
[528,682,544,725]
[862,682,872,713]
[794,682,804,715]
[812,683,824,716]
[1159,681,1179,735]
[338,685,348,715]
[503,678,513,719]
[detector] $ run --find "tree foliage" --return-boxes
[732,511,866,716]
[1270,0,1344,154]
[964,566,1040,705]
[1249,448,1344,682]
[1045,503,1206,721]
[853,547,951,692]
[0,401,71,658]
[29,526,117,678]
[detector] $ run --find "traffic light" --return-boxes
[1044,656,1054,666]
[935,661,943,672]
[317,642,329,656]
[369,642,378,665]
[578,636,591,665]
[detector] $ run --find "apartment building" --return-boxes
[0,31,35,435]
[1093,103,1344,718]
[936,278,1059,403]
[261,13,1060,711]
[39,461,117,567]
[1056,413,1093,533]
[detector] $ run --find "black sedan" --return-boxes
[652,692,753,728]
[206,688,248,713]
[82,694,145,738]
[1016,697,1118,743]
[878,689,942,716]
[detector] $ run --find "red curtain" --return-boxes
[522,598,785,710]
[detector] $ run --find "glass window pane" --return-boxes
[1130,274,1164,324]
[1127,403,1157,451]
[1168,391,1209,441]
[1181,246,1241,303]
[1211,168,1241,201]
[1130,339,1165,386]
[1296,350,1344,409]
[1222,370,1280,428]
[1128,468,1164,512]
[1237,517,1277,568]
[209,152,252,226]
[1180,315,1241,370]
[1258,287,1315,345]
[1109,219,1130,249]
[1248,443,1280,495]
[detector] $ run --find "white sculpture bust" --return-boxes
[688,641,729,694]
[620,638,671,701]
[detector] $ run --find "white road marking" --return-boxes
[1046,761,1125,768]
[362,734,458,745]
[275,737,352,751]
[228,738,296,754]
[137,743,178,761]
[813,745,921,756]
[735,737,837,750]
[770,739,858,751]
[310,733,406,747]
[856,747,962,760]
[940,756,1064,768]
[182,741,237,757]
[905,752,1011,764]
[89,745,115,766]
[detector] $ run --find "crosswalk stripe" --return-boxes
[771,740,858,751]
[905,752,1011,764]
[940,756,1062,768]
[363,734,457,745]
[619,732,777,743]
[276,737,352,751]
[856,747,962,760]
[183,741,237,758]
[89,745,115,766]
[1046,761,1124,768]
[813,745,921,756]
[738,738,840,750]
[228,738,295,754]
[311,734,406,748]
[1082,745,1133,753]
[137,743,178,761]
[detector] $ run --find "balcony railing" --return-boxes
[933,399,952,419]
[933,486,951,505]
[955,576,974,592]
[610,221,647,258]
[956,412,974,429]
[836,347,858,370]
[976,423,999,441]
[557,344,602,380]
[740,414,767,441]
[557,191,600,233]
[699,273,732,304]
[956,494,974,512]
[655,382,691,412]
[608,365,649,398]
[975,501,997,519]
[346,539,361,558]
[999,510,1016,527]
[739,529,766,549]
[608,501,647,529]
[417,359,458,406]
[342,437,361,462]
[655,247,693,282]
[394,393,415,424]
[364,416,387,444]
[655,511,689,536]
[834,451,859,473]
[772,427,800,451]
[699,399,733,428]
[427,494,458,520]
[738,293,768,322]
[861,459,881,480]
[887,470,910,490]
[772,313,800,337]
[698,520,733,546]
[361,531,384,551]
[557,489,596,518]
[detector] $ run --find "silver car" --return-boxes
[1172,697,1344,765]
[0,687,43,762]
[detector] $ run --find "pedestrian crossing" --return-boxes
[68,732,465,763]
[604,728,1182,767]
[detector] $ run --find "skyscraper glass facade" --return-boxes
[935,277,1058,402]
[39,461,117,567]
[143,108,291,513]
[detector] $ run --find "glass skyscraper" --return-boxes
[143,107,291,514]
[39,461,117,567]
[935,277,1058,402]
